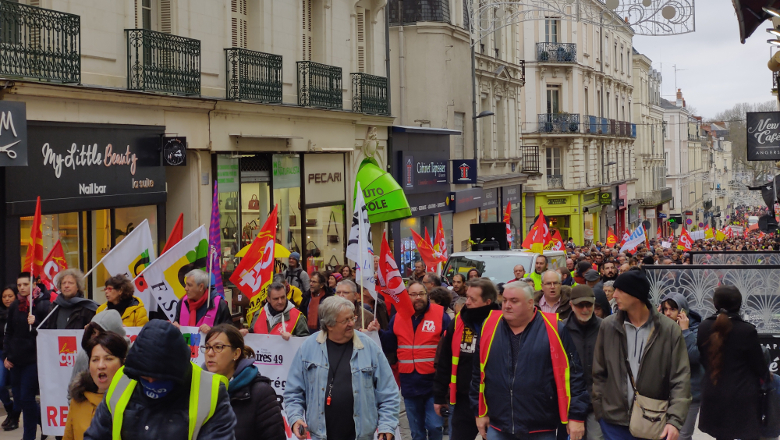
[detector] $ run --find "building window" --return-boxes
[545,19,559,43]
[454,112,465,159]
[584,87,589,115]
[232,0,248,48]
[546,147,561,176]
[547,86,560,114]
[356,6,371,72]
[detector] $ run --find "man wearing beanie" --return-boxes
[283,252,310,294]
[592,269,691,440]
[85,320,236,440]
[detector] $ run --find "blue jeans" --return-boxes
[599,420,644,440]
[10,363,39,440]
[487,426,557,440]
[404,394,443,440]
[0,350,15,410]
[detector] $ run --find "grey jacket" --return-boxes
[69,310,128,385]
[592,308,692,429]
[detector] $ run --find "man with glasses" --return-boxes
[534,270,572,320]
[562,285,604,440]
[335,279,374,330]
[375,281,451,440]
[245,282,309,339]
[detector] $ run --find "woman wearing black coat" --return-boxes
[204,324,285,440]
[697,285,770,440]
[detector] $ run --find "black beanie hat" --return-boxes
[613,270,652,308]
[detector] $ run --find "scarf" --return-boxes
[107,296,135,317]
[17,286,40,313]
[307,290,324,330]
[187,293,209,326]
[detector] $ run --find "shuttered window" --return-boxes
[302,0,312,60]
[231,0,248,48]
[356,7,367,72]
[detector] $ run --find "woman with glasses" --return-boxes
[203,324,285,440]
[95,275,149,327]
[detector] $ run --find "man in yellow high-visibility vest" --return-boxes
[84,320,236,440]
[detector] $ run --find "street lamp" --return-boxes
[474,111,495,119]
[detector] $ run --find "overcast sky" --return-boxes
[632,0,776,119]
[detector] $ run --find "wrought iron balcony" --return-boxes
[637,190,662,207]
[520,146,540,174]
[609,119,616,136]
[0,1,80,83]
[126,29,200,96]
[351,73,388,115]
[584,115,600,134]
[547,174,564,189]
[297,61,342,109]
[536,42,576,63]
[388,0,450,25]
[538,113,580,133]
[225,48,282,103]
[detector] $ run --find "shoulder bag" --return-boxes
[626,359,668,439]
[326,255,339,272]
[248,194,260,210]
[327,211,340,244]
[306,241,322,258]
[222,216,237,240]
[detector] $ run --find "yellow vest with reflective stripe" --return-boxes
[530,271,543,291]
[105,364,228,440]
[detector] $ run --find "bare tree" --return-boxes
[711,101,777,177]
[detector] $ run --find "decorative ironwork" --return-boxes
[691,252,780,266]
[297,61,342,109]
[225,48,282,103]
[521,146,540,173]
[389,0,450,25]
[126,29,200,96]
[536,42,576,63]
[645,265,780,333]
[538,113,580,133]
[0,1,80,83]
[351,73,388,115]
[547,174,564,189]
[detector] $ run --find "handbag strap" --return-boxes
[306,240,320,251]
[328,255,339,266]
[225,216,236,228]
[625,359,638,392]
[327,211,337,233]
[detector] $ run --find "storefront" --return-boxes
[616,183,628,234]
[479,188,498,223]
[2,121,168,299]
[534,193,578,243]
[581,190,601,246]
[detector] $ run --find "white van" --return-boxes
[748,216,759,226]
[442,250,567,284]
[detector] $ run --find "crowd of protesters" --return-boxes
[0,234,777,440]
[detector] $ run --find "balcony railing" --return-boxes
[547,174,564,189]
[660,187,673,202]
[352,72,388,115]
[297,61,342,109]
[388,0,450,25]
[521,146,540,173]
[126,29,200,96]
[0,1,80,83]
[536,42,576,63]
[637,190,662,207]
[609,119,616,136]
[225,48,282,103]
[538,113,580,133]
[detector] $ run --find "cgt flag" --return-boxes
[41,241,68,294]
[677,228,694,251]
[377,232,415,318]
[606,227,618,248]
[434,213,448,262]
[548,230,564,251]
[504,201,512,248]
[521,209,551,253]
[23,196,44,278]
[230,205,278,322]
[410,228,443,272]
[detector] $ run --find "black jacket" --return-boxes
[563,313,602,412]
[85,321,236,440]
[433,303,500,405]
[0,305,9,351]
[174,290,233,327]
[40,294,98,329]
[697,313,770,439]
[3,289,51,367]
[228,359,286,440]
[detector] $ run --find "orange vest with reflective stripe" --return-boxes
[477,310,572,423]
[394,303,444,375]
[449,313,465,405]
[254,307,302,335]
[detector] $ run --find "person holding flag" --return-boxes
[173,270,232,334]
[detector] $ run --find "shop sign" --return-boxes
[0,101,27,167]
[272,154,300,189]
[354,157,411,223]
[450,159,477,184]
[303,154,344,206]
[449,187,484,213]
[482,188,498,210]
[746,112,780,161]
[599,192,612,205]
[547,197,567,205]
[162,137,186,166]
[216,159,239,193]
[502,185,521,204]
[629,205,638,223]
[583,192,597,202]
[5,122,165,215]
[646,208,656,217]
[658,213,667,219]
[407,192,451,217]
[759,334,779,374]
[398,151,448,194]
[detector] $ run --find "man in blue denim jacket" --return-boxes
[285,296,400,440]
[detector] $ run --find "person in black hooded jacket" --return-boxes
[204,324,285,440]
[84,320,236,440]
[432,278,500,440]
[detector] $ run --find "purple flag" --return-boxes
[209,181,225,298]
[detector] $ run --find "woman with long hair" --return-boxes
[0,286,19,431]
[697,285,770,440]
[40,269,97,329]
[64,333,128,440]
[203,324,285,440]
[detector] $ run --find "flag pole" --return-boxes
[29,261,33,330]
[207,246,214,295]
[358,209,365,330]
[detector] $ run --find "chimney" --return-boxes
[676,88,683,107]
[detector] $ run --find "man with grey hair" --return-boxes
[173,269,232,333]
[335,279,374,329]
[244,282,309,339]
[40,268,97,329]
[286,296,400,440]
[534,269,572,319]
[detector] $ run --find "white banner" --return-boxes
[100,219,156,280]
[346,182,376,297]
[37,330,387,438]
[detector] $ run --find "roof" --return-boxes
[660,98,680,110]
[732,0,780,43]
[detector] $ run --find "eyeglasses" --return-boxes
[543,282,561,287]
[335,316,358,325]
[573,302,595,309]
[200,343,233,354]
[408,292,427,298]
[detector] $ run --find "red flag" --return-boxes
[521,209,551,252]
[549,230,564,251]
[678,228,694,251]
[504,201,512,247]
[424,228,433,247]
[23,196,44,278]
[161,213,184,254]
[433,213,447,261]
[41,240,68,293]
[619,230,630,248]
[230,205,278,301]
[657,224,662,238]
[606,227,618,247]
[411,229,443,272]
[377,232,414,318]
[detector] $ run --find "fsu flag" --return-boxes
[619,225,647,253]
[678,228,694,251]
[230,205,278,322]
[376,232,414,318]
[23,196,44,278]
[606,227,618,247]
[41,240,67,293]
[411,228,443,272]
[521,209,552,254]
[504,201,512,248]
[433,213,448,261]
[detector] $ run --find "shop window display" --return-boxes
[397,213,452,277]
[480,208,497,223]
[304,205,345,276]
